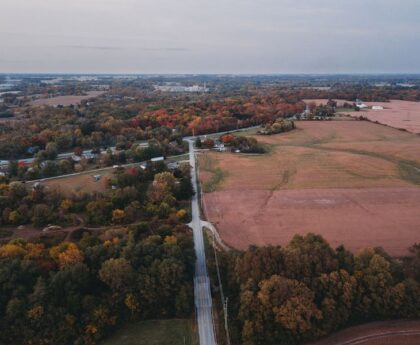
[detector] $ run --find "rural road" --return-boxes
[17,142,149,165]
[26,153,189,184]
[185,125,260,345]
[186,138,217,345]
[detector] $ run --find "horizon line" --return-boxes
[2,72,420,76]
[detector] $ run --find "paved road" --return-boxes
[25,153,189,184]
[186,138,217,345]
[17,142,149,165]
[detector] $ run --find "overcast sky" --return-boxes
[1,0,419,74]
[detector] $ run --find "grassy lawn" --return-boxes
[198,154,227,192]
[101,319,198,345]
[336,107,355,112]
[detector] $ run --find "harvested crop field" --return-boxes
[347,100,420,134]
[199,121,420,256]
[29,91,104,107]
[305,99,420,134]
[310,320,420,345]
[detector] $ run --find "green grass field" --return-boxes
[101,319,198,345]
[198,154,227,192]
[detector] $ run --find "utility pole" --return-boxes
[213,232,231,345]
[223,297,231,345]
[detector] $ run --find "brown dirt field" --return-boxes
[347,100,420,134]
[204,188,420,256]
[305,99,420,134]
[199,121,420,256]
[309,320,420,345]
[29,91,104,107]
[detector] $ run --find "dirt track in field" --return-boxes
[309,320,420,345]
[199,121,420,256]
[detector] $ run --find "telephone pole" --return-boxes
[223,297,231,345]
[213,232,231,345]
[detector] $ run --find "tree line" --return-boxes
[210,234,420,345]
[0,223,195,344]
[0,161,194,230]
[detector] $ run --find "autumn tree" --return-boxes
[99,258,134,293]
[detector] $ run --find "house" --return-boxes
[82,152,96,160]
[214,141,226,152]
[0,160,10,170]
[167,162,180,170]
[356,99,368,109]
[371,105,384,110]
[151,156,164,162]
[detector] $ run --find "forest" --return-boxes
[0,160,194,229]
[0,160,196,344]
[210,234,420,345]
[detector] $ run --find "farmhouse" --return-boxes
[71,155,82,162]
[0,160,10,170]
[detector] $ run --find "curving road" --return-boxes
[186,138,217,345]
[333,330,420,345]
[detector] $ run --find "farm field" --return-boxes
[310,320,420,345]
[305,99,420,134]
[100,319,198,345]
[29,91,104,107]
[199,121,420,256]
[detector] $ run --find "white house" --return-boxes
[371,105,384,110]
[356,99,368,109]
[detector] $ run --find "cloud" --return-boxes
[58,45,121,51]
[0,0,419,73]
[55,45,188,52]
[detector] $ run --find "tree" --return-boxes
[314,270,357,333]
[58,243,84,269]
[99,258,134,293]
[195,137,202,148]
[203,138,215,148]
[239,275,322,344]
[31,204,51,227]
[86,199,112,225]
[112,209,126,224]
[45,142,58,160]
[148,172,176,204]
[283,233,338,285]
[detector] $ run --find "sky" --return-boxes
[1,0,420,74]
